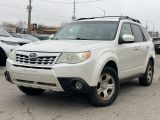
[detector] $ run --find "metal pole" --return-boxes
[72,0,76,21]
[27,0,32,34]
[146,21,155,32]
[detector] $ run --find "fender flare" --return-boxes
[91,52,119,86]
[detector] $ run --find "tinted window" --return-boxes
[120,23,132,38]
[54,21,119,41]
[131,24,144,42]
[140,26,150,41]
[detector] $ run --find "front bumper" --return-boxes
[6,58,96,92]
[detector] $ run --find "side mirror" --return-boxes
[122,34,134,43]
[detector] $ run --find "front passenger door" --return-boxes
[117,23,138,78]
[131,24,148,68]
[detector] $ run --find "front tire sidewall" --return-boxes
[89,67,119,107]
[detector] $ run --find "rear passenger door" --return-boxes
[130,24,148,68]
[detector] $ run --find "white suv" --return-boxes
[5,16,155,107]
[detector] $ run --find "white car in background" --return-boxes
[49,34,55,40]
[0,28,31,65]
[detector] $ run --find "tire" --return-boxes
[0,49,6,66]
[139,61,154,86]
[89,67,120,107]
[18,86,45,95]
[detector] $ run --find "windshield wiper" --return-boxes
[76,37,94,40]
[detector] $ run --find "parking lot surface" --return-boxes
[0,55,160,120]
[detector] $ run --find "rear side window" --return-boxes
[131,24,144,42]
[120,23,133,38]
[140,26,150,41]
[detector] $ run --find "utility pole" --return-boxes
[72,0,76,21]
[27,0,32,34]
[146,21,155,32]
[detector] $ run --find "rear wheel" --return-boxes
[0,49,6,66]
[18,86,45,95]
[139,61,154,86]
[89,67,119,107]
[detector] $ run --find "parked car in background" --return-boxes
[9,32,17,37]
[32,34,49,40]
[15,34,40,42]
[49,34,55,40]
[153,38,160,54]
[0,28,31,65]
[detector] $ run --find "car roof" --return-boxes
[74,16,141,26]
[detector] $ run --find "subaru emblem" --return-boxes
[29,53,37,59]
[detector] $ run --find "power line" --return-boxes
[39,0,72,5]
[75,0,103,4]
[33,10,70,19]
[0,3,26,9]
[0,3,70,19]
[40,0,102,4]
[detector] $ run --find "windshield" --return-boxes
[16,34,40,42]
[53,21,119,41]
[0,28,12,37]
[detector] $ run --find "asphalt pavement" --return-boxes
[0,55,160,120]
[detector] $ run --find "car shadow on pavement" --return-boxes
[10,79,141,108]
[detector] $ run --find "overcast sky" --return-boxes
[0,0,159,31]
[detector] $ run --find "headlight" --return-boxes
[56,51,91,64]
[8,49,16,61]
[0,40,19,46]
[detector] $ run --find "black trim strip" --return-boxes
[16,50,60,53]
[13,64,52,70]
[16,79,56,87]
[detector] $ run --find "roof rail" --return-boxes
[119,16,141,23]
[76,16,141,24]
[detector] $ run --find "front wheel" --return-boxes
[139,61,154,86]
[18,86,45,95]
[89,67,119,107]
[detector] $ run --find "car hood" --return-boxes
[0,37,31,43]
[16,40,112,52]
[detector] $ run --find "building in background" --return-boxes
[30,24,59,35]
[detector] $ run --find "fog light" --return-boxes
[75,81,83,90]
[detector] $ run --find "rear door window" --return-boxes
[131,24,144,42]
[140,26,150,41]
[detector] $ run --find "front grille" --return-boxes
[16,54,56,65]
